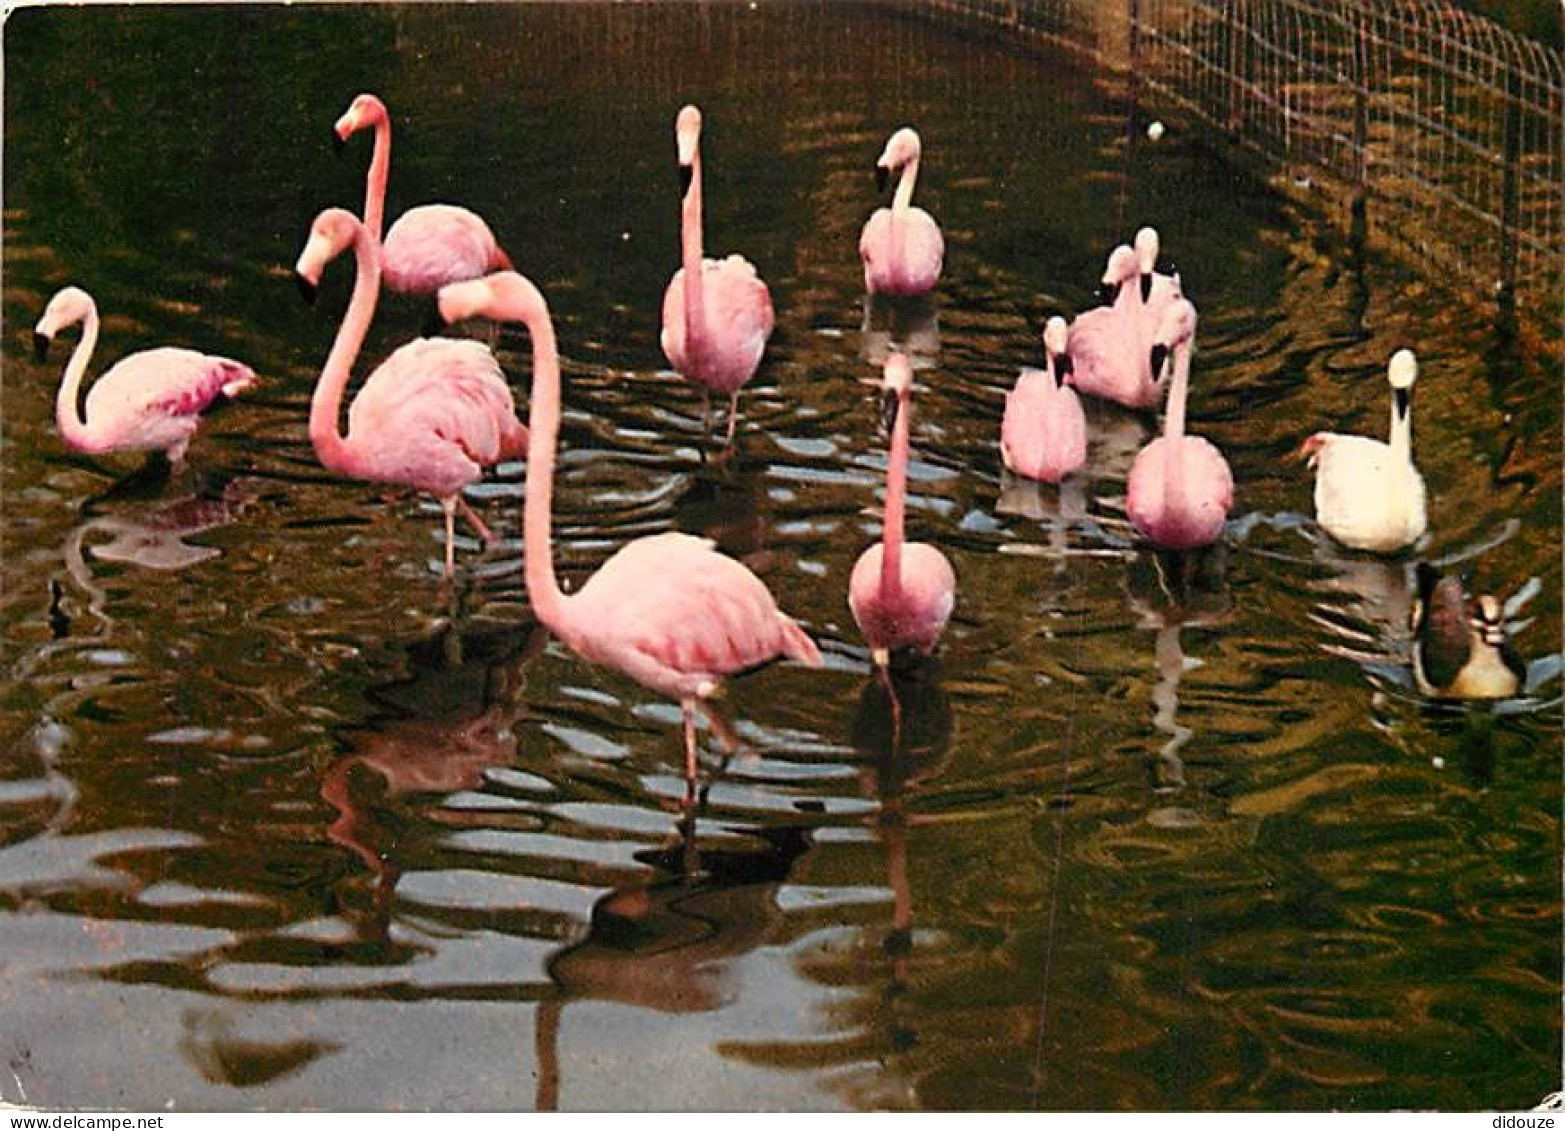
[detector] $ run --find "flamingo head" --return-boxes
[1148,297,1198,381]
[437,270,548,328]
[1387,348,1418,420]
[1042,316,1072,388]
[1099,244,1138,302]
[875,127,923,194]
[33,286,94,358]
[293,208,362,303]
[675,104,702,196]
[334,92,387,148]
[880,351,914,431]
[1134,226,1162,302]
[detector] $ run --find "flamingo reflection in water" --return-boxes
[319,625,548,942]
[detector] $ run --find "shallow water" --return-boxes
[2,2,1560,1112]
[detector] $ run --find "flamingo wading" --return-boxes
[33,286,255,466]
[1001,316,1087,484]
[1126,298,1233,550]
[1068,234,1183,409]
[849,353,957,668]
[334,92,512,296]
[439,270,821,792]
[659,104,775,446]
[859,127,944,297]
[293,208,528,578]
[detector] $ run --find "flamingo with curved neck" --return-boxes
[859,127,944,296]
[659,104,775,447]
[848,353,957,670]
[335,92,511,296]
[1068,231,1184,409]
[293,208,527,578]
[33,286,255,466]
[1001,315,1087,483]
[439,270,820,793]
[1126,298,1233,550]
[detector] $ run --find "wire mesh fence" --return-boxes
[919,0,1563,327]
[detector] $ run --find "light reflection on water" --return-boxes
[1,1,1559,1112]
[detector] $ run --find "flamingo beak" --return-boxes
[881,388,899,432]
[875,164,889,195]
[1149,343,1170,380]
[294,273,318,306]
[421,303,447,337]
[32,331,51,362]
[1298,434,1325,468]
[1054,353,1073,388]
[332,130,347,157]
[1096,281,1119,304]
[1394,387,1411,420]
[1140,272,1153,303]
[678,162,693,199]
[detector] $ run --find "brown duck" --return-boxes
[1411,563,1524,700]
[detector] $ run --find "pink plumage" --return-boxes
[294,208,527,578]
[437,271,820,793]
[1001,316,1086,484]
[849,353,956,665]
[659,105,774,446]
[335,93,511,296]
[1125,298,1233,550]
[34,286,255,465]
[859,127,943,296]
[1068,230,1184,409]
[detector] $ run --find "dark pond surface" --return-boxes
[2,2,1560,1112]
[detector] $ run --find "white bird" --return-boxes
[1302,349,1427,554]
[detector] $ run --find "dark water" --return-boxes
[2,3,1560,1112]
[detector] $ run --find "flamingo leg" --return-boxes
[456,495,494,544]
[681,697,700,807]
[723,390,740,447]
[701,389,713,443]
[874,658,904,752]
[439,497,458,580]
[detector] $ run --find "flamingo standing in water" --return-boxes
[660,104,774,446]
[1301,349,1427,554]
[1126,298,1233,550]
[859,127,944,297]
[334,93,511,296]
[849,353,957,669]
[33,286,255,466]
[1068,230,1184,409]
[293,208,527,579]
[438,271,820,794]
[1001,316,1087,484]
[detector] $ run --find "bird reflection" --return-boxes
[319,624,548,942]
[677,470,772,574]
[848,658,953,1059]
[996,472,1089,575]
[1125,546,1233,798]
[860,292,940,370]
[535,814,811,1109]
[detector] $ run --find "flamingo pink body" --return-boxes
[1126,299,1233,550]
[438,271,820,786]
[295,208,527,577]
[1068,244,1183,409]
[336,93,511,297]
[34,286,255,464]
[659,105,774,444]
[859,128,943,296]
[1001,318,1086,484]
[849,354,956,663]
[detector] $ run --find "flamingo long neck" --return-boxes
[53,301,100,451]
[519,282,569,635]
[1388,390,1412,462]
[308,221,380,476]
[680,146,706,357]
[880,394,911,598]
[892,154,919,216]
[1162,339,1191,513]
[362,112,391,242]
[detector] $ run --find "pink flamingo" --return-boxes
[859,127,944,296]
[1067,230,1184,409]
[33,286,255,466]
[293,208,527,579]
[1126,298,1233,550]
[437,271,821,793]
[334,93,511,296]
[1001,315,1087,483]
[659,104,775,446]
[849,353,957,670]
